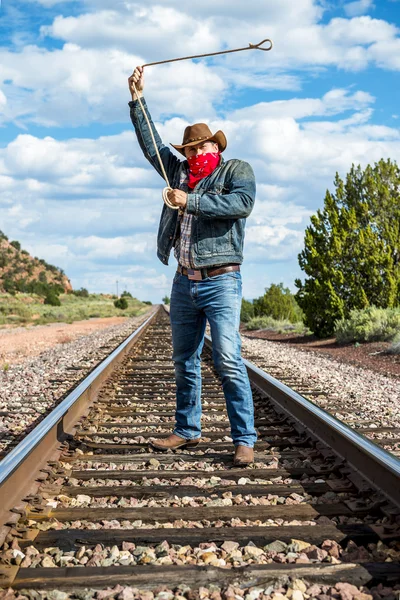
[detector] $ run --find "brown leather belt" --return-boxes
[177,264,240,281]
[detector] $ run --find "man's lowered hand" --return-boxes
[167,189,187,209]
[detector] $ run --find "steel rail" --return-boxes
[0,308,159,524]
[204,335,400,508]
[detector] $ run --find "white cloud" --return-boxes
[0,44,227,126]
[230,89,374,122]
[56,0,324,37]
[214,69,302,93]
[2,133,156,194]
[327,16,397,45]
[344,0,375,18]
[1,5,400,131]
[245,224,305,262]
[369,37,400,70]
[35,3,400,84]
[41,7,219,58]
[73,235,156,260]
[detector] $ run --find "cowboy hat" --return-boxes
[171,123,227,156]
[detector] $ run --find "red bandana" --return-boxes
[187,152,221,189]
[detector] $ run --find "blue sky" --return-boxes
[1,0,400,302]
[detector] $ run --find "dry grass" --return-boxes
[0,293,150,328]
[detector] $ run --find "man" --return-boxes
[128,66,257,465]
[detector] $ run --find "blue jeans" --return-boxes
[169,270,257,448]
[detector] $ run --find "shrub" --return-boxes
[0,252,8,268]
[72,288,89,298]
[335,306,400,343]
[3,278,16,294]
[121,290,132,298]
[143,300,152,305]
[246,316,309,334]
[10,240,21,251]
[114,297,128,310]
[254,283,303,323]
[44,291,61,306]
[15,278,28,292]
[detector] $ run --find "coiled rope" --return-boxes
[131,79,177,210]
[131,39,273,211]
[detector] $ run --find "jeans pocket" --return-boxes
[206,272,241,284]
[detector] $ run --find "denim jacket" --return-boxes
[129,98,256,266]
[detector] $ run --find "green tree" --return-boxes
[162,295,170,305]
[240,298,254,323]
[254,283,303,323]
[295,159,400,337]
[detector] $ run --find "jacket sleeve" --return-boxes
[129,98,181,185]
[186,160,256,220]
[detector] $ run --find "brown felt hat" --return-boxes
[171,123,227,156]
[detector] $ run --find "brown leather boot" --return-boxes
[150,433,201,451]
[234,445,254,466]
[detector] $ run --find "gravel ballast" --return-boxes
[240,337,400,430]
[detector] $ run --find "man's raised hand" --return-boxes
[128,66,144,100]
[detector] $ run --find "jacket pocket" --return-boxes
[195,217,235,257]
[212,218,234,255]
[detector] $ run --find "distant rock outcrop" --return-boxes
[0,230,72,295]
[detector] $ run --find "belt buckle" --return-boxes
[187,269,202,281]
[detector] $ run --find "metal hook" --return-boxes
[249,39,273,51]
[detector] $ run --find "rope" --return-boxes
[131,79,179,211]
[142,39,273,68]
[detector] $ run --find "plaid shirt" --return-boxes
[174,169,194,268]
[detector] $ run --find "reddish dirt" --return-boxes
[242,329,400,380]
[0,317,128,366]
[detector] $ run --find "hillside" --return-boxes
[0,230,72,295]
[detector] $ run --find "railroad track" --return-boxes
[0,314,151,461]
[0,307,399,598]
